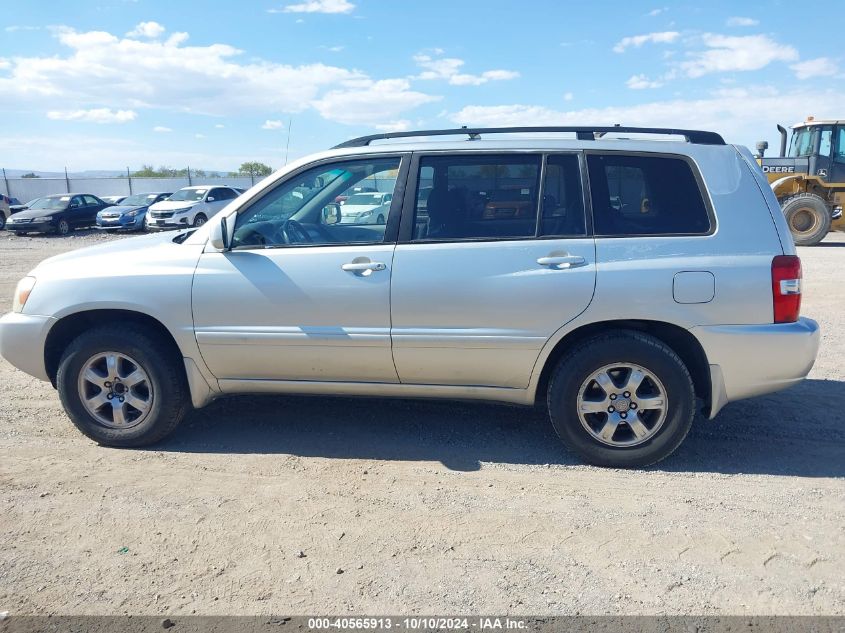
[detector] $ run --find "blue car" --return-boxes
[96,192,172,231]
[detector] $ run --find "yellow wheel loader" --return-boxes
[757,118,845,246]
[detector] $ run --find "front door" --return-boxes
[390,152,596,389]
[192,155,407,383]
[832,125,845,184]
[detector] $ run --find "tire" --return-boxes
[376,214,385,224]
[547,330,695,468]
[56,324,190,447]
[56,219,71,236]
[192,214,207,227]
[781,193,831,246]
[15,231,25,236]
[0,214,5,230]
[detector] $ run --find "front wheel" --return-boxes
[56,324,190,447]
[547,330,695,468]
[56,219,71,235]
[781,193,831,246]
[192,214,207,227]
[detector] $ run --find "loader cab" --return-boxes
[786,121,845,184]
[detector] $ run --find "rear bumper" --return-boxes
[0,312,55,381]
[693,317,820,418]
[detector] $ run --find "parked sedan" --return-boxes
[6,194,110,235]
[96,192,172,231]
[338,191,392,224]
[146,185,241,230]
[10,198,38,214]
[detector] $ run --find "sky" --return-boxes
[1,0,843,172]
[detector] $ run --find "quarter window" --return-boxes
[411,155,541,240]
[541,154,586,236]
[587,154,711,236]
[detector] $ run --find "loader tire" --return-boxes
[781,193,831,246]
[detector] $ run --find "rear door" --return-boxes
[390,152,596,389]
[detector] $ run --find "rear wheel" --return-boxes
[56,324,189,447]
[192,214,207,227]
[781,193,831,246]
[0,214,6,230]
[547,330,695,468]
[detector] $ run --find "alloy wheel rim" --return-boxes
[576,362,668,447]
[77,351,153,429]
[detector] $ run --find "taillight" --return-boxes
[771,255,802,323]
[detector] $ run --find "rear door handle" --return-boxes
[341,261,386,273]
[537,254,587,269]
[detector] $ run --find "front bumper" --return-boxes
[147,217,189,231]
[97,217,143,230]
[6,220,54,233]
[692,317,820,418]
[0,312,55,381]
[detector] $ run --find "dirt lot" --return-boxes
[1,230,843,616]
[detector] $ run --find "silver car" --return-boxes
[0,127,820,467]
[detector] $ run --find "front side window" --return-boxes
[412,154,541,241]
[232,157,401,249]
[587,154,711,236]
[788,127,818,158]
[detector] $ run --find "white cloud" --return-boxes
[195,133,206,139]
[214,123,225,128]
[448,87,845,146]
[563,92,574,101]
[5,25,40,33]
[47,108,137,123]
[273,0,355,13]
[126,21,166,38]
[647,7,667,16]
[262,120,284,129]
[153,125,172,132]
[613,31,679,53]
[626,74,663,89]
[726,16,759,27]
[374,120,411,132]
[312,78,440,125]
[0,24,436,126]
[0,58,10,70]
[791,57,839,79]
[413,53,519,86]
[680,33,798,77]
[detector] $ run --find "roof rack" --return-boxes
[333,126,726,149]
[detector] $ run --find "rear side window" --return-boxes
[587,154,711,236]
[412,154,541,240]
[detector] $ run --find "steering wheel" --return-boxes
[277,219,312,244]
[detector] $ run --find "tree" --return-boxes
[237,161,273,177]
[21,172,40,178]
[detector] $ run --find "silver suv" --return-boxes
[0,127,820,467]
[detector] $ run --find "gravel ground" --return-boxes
[0,229,843,616]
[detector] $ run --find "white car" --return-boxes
[339,192,392,224]
[146,186,241,231]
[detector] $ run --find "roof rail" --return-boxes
[333,126,726,149]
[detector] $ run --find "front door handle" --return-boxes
[341,261,386,274]
[537,254,587,269]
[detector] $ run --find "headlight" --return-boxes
[173,207,192,214]
[13,276,36,313]
[35,216,53,221]
[126,210,138,217]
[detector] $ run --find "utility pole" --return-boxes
[187,166,192,186]
[64,167,70,193]
[284,119,292,166]
[127,166,133,195]
[2,168,9,198]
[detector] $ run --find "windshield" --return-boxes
[168,189,205,202]
[122,193,161,206]
[788,127,818,157]
[30,196,71,210]
[346,193,383,205]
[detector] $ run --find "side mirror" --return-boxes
[69,202,79,209]
[322,203,342,225]
[209,215,228,250]
[207,196,216,202]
